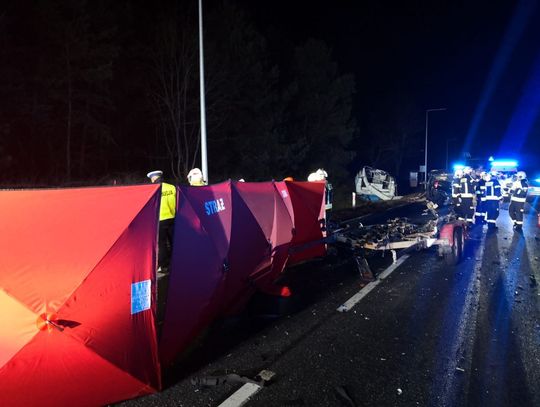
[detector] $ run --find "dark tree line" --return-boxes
[0,0,423,187]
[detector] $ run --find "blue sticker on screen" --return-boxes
[131,280,151,315]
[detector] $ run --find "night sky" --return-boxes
[1,0,539,185]
[245,0,540,172]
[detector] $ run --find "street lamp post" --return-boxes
[424,108,447,189]
[198,0,208,184]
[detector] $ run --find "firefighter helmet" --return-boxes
[307,168,328,182]
[187,168,205,186]
[517,171,527,179]
[454,169,463,178]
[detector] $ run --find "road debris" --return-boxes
[191,373,266,387]
[334,385,356,407]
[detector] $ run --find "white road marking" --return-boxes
[337,255,410,312]
[378,254,410,280]
[218,383,262,407]
[218,370,275,407]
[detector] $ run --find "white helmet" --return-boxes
[187,168,204,186]
[454,169,463,178]
[517,171,527,179]
[484,173,492,181]
[308,168,327,182]
[463,166,473,174]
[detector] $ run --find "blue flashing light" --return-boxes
[453,163,465,170]
[491,160,518,167]
[535,178,540,183]
[488,156,494,162]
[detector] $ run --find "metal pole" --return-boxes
[424,108,447,189]
[199,0,208,184]
[446,138,449,173]
[424,111,428,190]
[445,137,456,172]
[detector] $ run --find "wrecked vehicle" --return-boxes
[355,166,400,201]
[426,170,452,206]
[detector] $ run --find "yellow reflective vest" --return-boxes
[160,182,176,221]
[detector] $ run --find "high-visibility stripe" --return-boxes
[511,197,526,202]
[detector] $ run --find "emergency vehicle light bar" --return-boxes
[491,160,518,167]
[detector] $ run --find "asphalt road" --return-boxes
[119,201,540,407]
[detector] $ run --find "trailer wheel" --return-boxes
[445,227,463,266]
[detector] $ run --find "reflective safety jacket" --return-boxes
[452,176,462,198]
[160,182,177,221]
[459,175,475,198]
[475,178,486,201]
[484,180,502,200]
[510,179,528,203]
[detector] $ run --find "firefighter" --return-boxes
[483,172,502,229]
[452,168,464,219]
[308,168,332,209]
[508,171,529,230]
[474,171,486,225]
[147,170,177,273]
[460,166,476,224]
[187,167,206,186]
[498,172,511,200]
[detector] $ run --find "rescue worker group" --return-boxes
[451,166,529,231]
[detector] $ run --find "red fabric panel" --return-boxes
[59,196,160,390]
[0,332,155,407]
[223,183,274,314]
[0,185,159,314]
[274,181,295,224]
[270,182,294,280]
[284,181,327,264]
[0,185,160,406]
[159,185,230,365]
[234,182,275,238]
[234,182,294,282]
[177,181,232,260]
